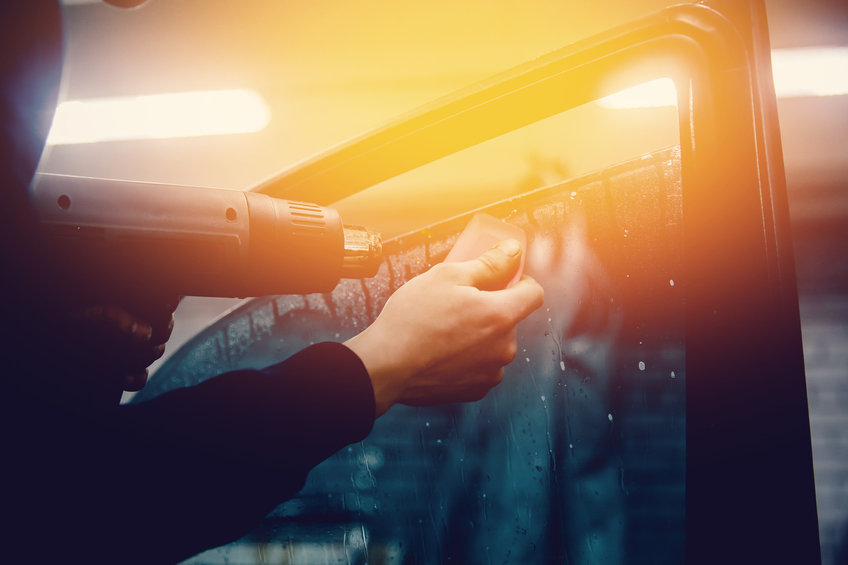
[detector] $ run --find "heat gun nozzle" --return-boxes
[342,226,382,278]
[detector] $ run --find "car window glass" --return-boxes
[149,81,685,565]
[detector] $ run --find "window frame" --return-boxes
[249,2,818,562]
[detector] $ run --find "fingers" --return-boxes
[354,237,542,415]
[74,304,151,343]
[119,293,180,344]
[495,275,545,323]
[79,299,176,346]
[65,300,178,392]
[122,369,149,392]
[459,239,523,290]
[116,341,167,392]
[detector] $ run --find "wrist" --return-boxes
[344,329,409,418]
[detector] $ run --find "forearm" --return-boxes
[91,342,375,562]
[125,342,375,470]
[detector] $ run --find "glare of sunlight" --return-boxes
[771,47,848,98]
[46,89,271,145]
[598,78,677,109]
[599,47,848,109]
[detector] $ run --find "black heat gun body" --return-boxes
[31,173,382,300]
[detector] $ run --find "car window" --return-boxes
[142,87,685,564]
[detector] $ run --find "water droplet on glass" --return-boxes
[559,360,566,372]
[669,279,675,286]
[671,370,677,379]
[608,413,614,422]
[638,361,646,371]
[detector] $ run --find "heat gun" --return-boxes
[31,173,382,299]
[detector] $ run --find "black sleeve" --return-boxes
[8,342,376,564]
[119,341,376,562]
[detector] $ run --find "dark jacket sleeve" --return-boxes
[6,343,375,564]
[113,342,376,563]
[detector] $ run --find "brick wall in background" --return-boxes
[803,293,848,565]
[793,218,848,565]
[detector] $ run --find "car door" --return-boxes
[136,1,820,563]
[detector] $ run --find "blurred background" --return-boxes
[41,0,848,562]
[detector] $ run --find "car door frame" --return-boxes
[253,2,819,563]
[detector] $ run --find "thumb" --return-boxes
[462,238,523,290]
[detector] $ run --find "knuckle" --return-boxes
[151,343,167,361]
[429,262,448,275]
[107,306,135,333]
[432,261,457,276]
[428,261,458,282]
[534,284,546,306]
[493,367,505,386]
[476,254,496,270]
[475,253,501,275]
[500,340,518,365]
[493,308,514,328]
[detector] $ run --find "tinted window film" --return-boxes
[142,95,683,565]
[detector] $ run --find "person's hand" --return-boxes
[60,295,179,392]
[345,239,544,417]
